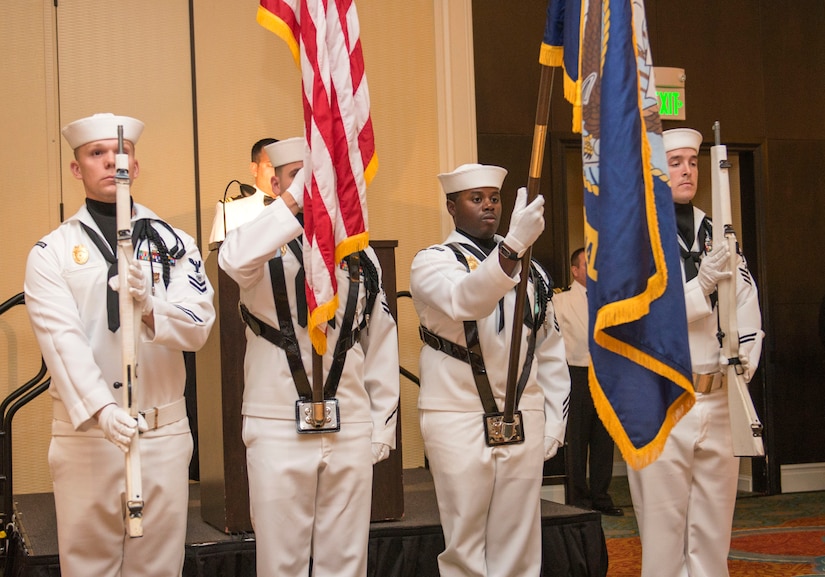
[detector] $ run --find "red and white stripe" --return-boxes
[258,0,377,354]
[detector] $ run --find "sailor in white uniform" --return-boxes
[627,128,763,577]
[208,136,305,250]
[218,170,399,577]
[410,164,570,577]
[24,113,215,577]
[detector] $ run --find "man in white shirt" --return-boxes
[553,247,622,516]
[208,137,304,250]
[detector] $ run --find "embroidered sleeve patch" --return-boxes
[187,257,207,293]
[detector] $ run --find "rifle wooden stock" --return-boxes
[116,126,144,537]
[502,64,555,437]
[710,121,764,457]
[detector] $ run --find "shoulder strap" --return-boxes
[443,244,498,412]
[324,252,363,397]
[443,243,541,409]
[357,250,380,330]
[268,256,313,399]
[285,239,307,327]
[265,251,365,400]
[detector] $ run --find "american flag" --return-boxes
[258,0,377,354]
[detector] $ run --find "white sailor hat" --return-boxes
[662,128,703,153]
[437,163,508,195]
[264,137,305,168]
[61,113,144,150]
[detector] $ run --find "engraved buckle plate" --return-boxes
[295,399,341,434]
[483,411,525,446]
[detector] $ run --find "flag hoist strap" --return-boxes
[419,244,543,413]
[240,251,362,400]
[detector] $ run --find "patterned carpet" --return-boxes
[601,477,825,576]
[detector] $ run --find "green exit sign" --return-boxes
[657,90,685,119]
[654,67,687,121]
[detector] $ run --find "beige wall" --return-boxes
[1,0,474,492]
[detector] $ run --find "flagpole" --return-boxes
[312,351,325,424]
[502,64,555,439]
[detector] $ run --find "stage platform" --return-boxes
[3,468,607,577]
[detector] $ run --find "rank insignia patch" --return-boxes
[188,258,207,293]
[189,274,207,293]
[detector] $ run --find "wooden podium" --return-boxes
[196,240,404,533]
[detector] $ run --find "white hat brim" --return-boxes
[264,137,305,168]
[437,163,508,194]
[663,128,703,153]
[62,113,144,150]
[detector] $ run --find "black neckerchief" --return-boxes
[674,202,696,250]
[674,202,703,282]
[86,198,119,251]
[455,229,497,254]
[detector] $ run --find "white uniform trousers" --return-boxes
[243,416,373,577]
[627,389,739,577]
[48,428,193,577]
[420,408,544,577]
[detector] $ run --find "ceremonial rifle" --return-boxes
[490,65,555,445]
[116,126,145,536]
[710,121,764,457]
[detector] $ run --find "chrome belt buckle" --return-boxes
[295,398,340,434]
[483,411,525,446]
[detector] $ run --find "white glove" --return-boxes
[110,262,154,315]
[371,442,390,464]
[285,167,305,211]
[697,244,732,296]
[127,262,154,315]
[503,187,545,257]
[719,353,750,382]
[543,436,560,461]
[137,413,149,433]
[720,351,750,376]
[97,404,138,453]
[721,329,763,382]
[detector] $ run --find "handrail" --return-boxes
[0,294,24,316]
[0,292,51,556]
[396,291,419,387]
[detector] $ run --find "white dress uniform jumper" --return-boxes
[25,202,215,577]
[411,230,570,577]
[218,195,399,577]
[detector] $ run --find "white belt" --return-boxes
[53,398,187,429]
[139,398,188,430]
[692,372,725,395]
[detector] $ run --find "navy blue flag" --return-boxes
[540,0,581,130]
[544,0,694,469]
